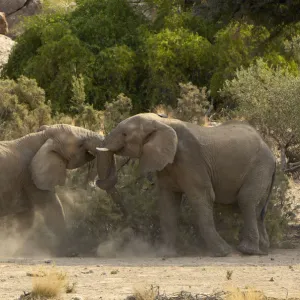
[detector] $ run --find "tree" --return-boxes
[0,76,52,139]
[221,58,300,173]
[144,27,212,107]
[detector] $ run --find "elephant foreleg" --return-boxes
[15,209,35,234]
[26,185,68,256]
[41,194,66,238]
[187,188,232,257]
[158,187,182,255]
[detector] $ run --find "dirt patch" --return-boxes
[1,249,300,300]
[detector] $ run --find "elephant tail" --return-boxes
[260,162,276,221]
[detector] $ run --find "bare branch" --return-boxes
[287,161,300,168]
[285,164,300,173]
[285,134,295,149]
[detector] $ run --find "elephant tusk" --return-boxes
[96,147,110,152]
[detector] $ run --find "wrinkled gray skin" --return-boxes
[97,113,276,257]
[0,124,113,256]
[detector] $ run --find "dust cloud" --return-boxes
[0,213,53,258]
[96,227,158,258]
[0,185,174,259]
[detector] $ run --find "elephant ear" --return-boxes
[30,139,67,191]
[139,120,178,175]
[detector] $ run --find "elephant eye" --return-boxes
[122,132,127,137]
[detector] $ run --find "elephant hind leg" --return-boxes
[237,162,273,255]
[257,217,269,254]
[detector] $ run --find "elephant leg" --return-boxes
[41,194,66,238]
[26,185,68,256]
[237,172,273,255]
[237,199,260,255]
[13,209,35,257]
[237,156,274,256]
[15,209,35,234]
[186,188,232,257]
[257,217,269,254]
[158,188,182,255]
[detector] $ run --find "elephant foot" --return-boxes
[258,246,269,256]
[210,243,232,257]
[237,241,262,256]
[156,244,178,258]
[259,241,270,255]
[54,248,79,257]
[54,241,79,257]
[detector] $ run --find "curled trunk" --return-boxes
[96,148,118,191]
[96,148,127,217]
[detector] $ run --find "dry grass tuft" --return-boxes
[226,288,266,300]
[128,286,225,300]
[26,266,68,299]
[132,285,158,300]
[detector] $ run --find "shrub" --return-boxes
[221,58,300,172]
[0,76,51,139]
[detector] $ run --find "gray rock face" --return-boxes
[0,0,41,36]
[0,12,8,34]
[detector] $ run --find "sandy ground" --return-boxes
[1,249,300,300]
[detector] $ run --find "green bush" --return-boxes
[0,76,51,139]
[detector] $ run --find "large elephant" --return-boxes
[96,113,276,257]
[0,124,115,256]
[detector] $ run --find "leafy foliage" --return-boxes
[144,28,212,106]
[221,59,300,171]
[0,76,51,139]
[175,82,209,124]
[1,0,299,254]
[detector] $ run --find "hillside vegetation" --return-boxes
[1,0,300,255]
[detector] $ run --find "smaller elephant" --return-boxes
[96,113,276,257]
[0,124,114,256]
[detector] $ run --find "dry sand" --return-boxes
[1,249,300,300]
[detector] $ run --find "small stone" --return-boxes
[81,270,94,274]
[269,277,274,281]
[71,297,84,300]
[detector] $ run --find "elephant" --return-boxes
[0,124,116,256]
[96,113,276,257]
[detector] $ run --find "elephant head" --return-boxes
[30,124,106,191]
[96,113,178,185]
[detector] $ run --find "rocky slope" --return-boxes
[0,35,15,73]
[0,0,41,37]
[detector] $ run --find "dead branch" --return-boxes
[285,161,300,173]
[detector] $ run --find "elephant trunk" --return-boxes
[96,148,118,190]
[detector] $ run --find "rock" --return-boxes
[0,12,8,35]
[0,35,15,73]
[0,0,42,37]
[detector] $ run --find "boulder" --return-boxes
[0,35,15,74]
[0,0,41,37]
[0,12,8,34]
